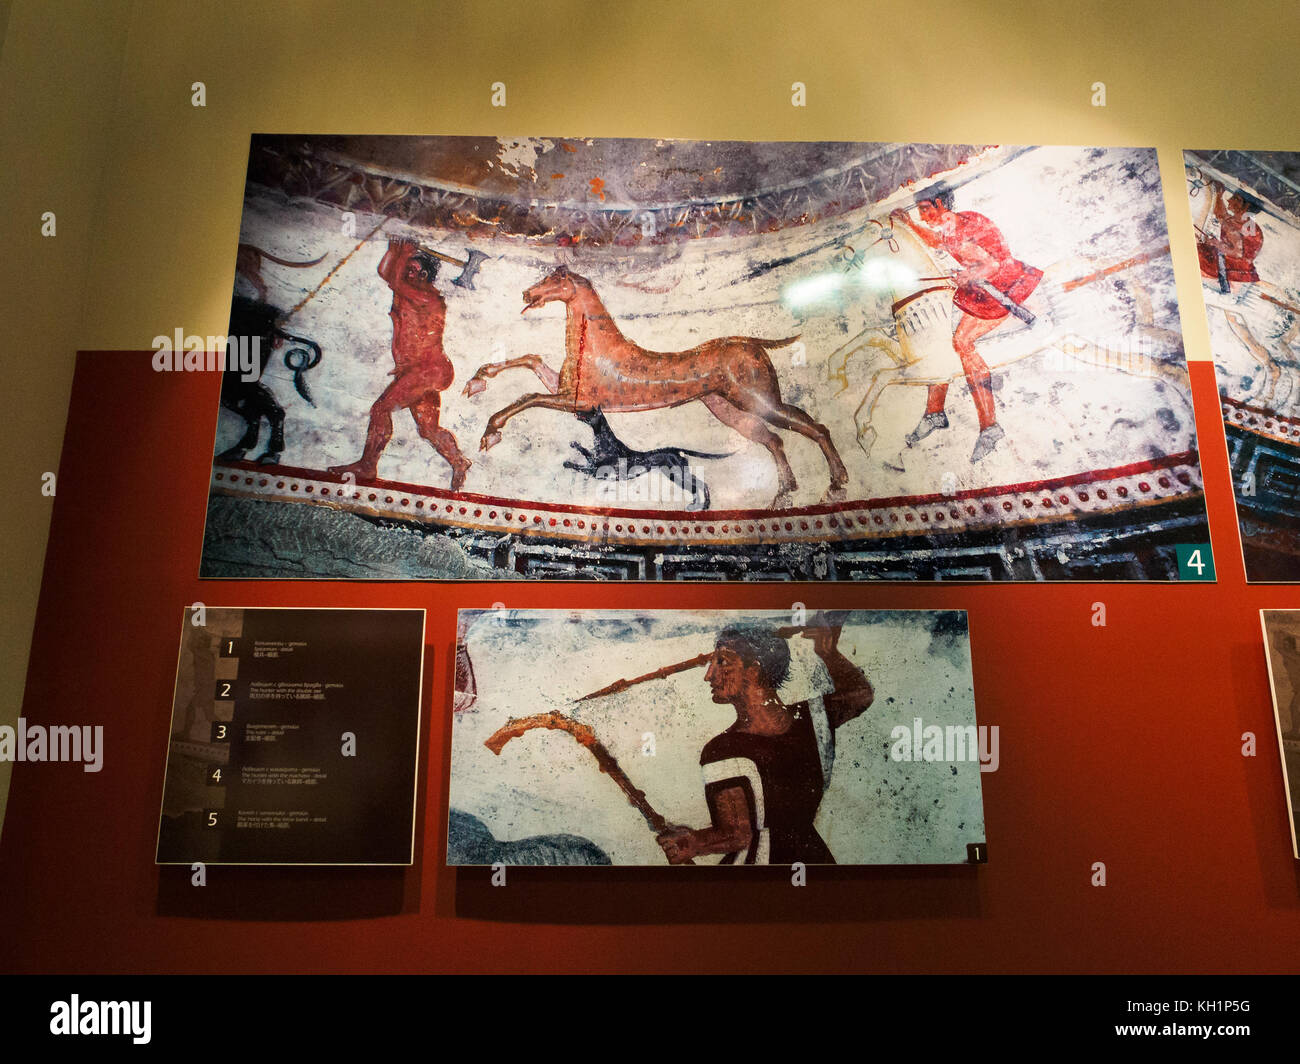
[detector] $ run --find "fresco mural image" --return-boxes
[1185,151,1300,581]
[446,608,988,867]
[199,136,1209,580]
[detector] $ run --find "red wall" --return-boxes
[2,352,1297,974]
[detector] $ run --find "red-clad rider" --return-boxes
[892,182,1042,463]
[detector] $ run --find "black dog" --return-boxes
[218,296,322,465]
[565,409,729,512]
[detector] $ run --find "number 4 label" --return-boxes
[1176,543,1215,581]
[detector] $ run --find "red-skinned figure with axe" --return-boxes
[656,616,873,866]
[330,237,472,489]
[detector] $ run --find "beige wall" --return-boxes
[0,0,133,841]
[2,0,1297,839]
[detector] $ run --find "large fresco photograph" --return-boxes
[1185,151,1300,581]
[200,136,1209,580]
[446,608,987,867]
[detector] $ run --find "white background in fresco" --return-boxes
[223,144,1193,510]
[447,609,985,865]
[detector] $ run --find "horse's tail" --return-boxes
[1049,333,1192,400]
[759,334,801,350]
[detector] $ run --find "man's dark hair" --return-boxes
[1233,190,1263,215]
[915,182,955,211]
[411,252,440,282]
[715,624,791,689]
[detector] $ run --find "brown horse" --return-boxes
[464,266,848,507]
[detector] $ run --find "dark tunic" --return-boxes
[699,697,835,865]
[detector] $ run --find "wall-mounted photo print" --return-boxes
[1261,609,1300,857]
[447,608,988,867]
[200,136,1208,581]
[1186,151,1300,580]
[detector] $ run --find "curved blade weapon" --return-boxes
[483,617,851,865]
[485,710,692,864]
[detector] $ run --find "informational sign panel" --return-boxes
[156,607,425,865]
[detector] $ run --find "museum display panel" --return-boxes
[7,0,1300,1005]
[1261,609,1300,857]
[156,607,425,866]
[447,608,987,866]
[1184,152,1300,582]
[202,136,1209,581]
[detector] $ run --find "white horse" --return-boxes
[826,221,1191,462]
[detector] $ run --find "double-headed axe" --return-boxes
[282,219,491,324]
[419,246,490,290]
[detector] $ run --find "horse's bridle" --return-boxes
[551,267,581,304]
[841,219,899,269]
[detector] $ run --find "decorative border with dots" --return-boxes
[1223,397,1300,449]
[211,450,1203,549]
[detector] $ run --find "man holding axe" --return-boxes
[891,182,1043,464]
[329,236,480,489]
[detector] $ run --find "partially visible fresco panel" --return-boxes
[1185,151,1300,581]
[447,609,988,867]
[1261,609,1300,857]
[199,136,1208,581]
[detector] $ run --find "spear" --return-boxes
[575,652,711,702]
[281,216,390,323]
[574,616,846,702]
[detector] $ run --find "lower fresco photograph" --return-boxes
[1262,609,1300,858]
[1185,150,1300,581]
[447,608,987,866]
[200,135,1210,582]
